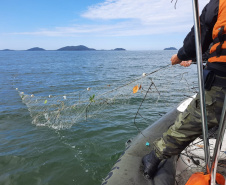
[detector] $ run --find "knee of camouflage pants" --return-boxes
[153,86,225,159]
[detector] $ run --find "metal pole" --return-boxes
[211,94,226,184]
[192,0,211,172]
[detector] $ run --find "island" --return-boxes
[57,45,96,51]
[26,47,46,51]
[1,45,127,51]
[113,48,126,51]
[164,47,177,50]
[0,49,14,51]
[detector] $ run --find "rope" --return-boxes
[95,64,171,100]
[17,63,196,130]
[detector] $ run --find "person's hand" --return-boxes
[171,54,182,65]
[180,60,192,67]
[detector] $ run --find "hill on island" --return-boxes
[0,49,14,51]
[1,45,126,51]
[27,47,46,51]
[57,45,96,51]
[164,47,177,50]
[113,48,126,51]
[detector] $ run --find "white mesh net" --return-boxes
[17,65,198,130]
[175,127,226,185]
[16,63,226,183]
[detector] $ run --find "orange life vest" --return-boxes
[208,0,226,62]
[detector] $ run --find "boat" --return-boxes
[102,95,226,185]
[102,0,226,184]
[101,96,193,185]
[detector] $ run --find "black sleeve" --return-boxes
[177,0,219,61]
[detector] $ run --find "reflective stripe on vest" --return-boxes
[208,0,226,63]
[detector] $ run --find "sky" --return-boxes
[0,0,209,50]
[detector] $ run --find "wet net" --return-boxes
[17,64,198,130]
[16,63,226,183]
[175,126,226,185]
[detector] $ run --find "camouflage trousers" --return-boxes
[153,77,226,160]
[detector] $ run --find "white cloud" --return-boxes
[11,24,128,37]
[11,0,209,37]
[82,0,208,24]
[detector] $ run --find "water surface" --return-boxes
[0,51,197,185]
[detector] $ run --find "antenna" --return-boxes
[210,94,226,184]
[192,0,211,173]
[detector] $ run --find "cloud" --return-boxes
[83,0,180,23]
[82,0,208,24]
[11,0,209,37]
[11,24,129,37]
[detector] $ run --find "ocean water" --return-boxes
[0,51,198,185]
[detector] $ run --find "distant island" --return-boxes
[57,45,96,51]
[113,48,126,51]
[0,45,126,51]
[164,47,177,50]
[0,49,14,51]
[27,47,46,51]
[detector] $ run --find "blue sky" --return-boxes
[0,0,208,50]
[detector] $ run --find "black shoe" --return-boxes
[142,150,161,179]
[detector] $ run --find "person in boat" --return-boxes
[142,0,226,178]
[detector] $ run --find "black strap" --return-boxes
[207,62,226,77]
[213,34,226,45]
[207,62,226,72]
[216,26,225,57]
[209,49,226,58]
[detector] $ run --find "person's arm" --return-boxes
[170,54,191,67]
[171,54,182,65]
[177,0,219,61]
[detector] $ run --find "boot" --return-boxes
[142,150,161,179]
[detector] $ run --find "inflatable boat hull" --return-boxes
[102,106,182,185]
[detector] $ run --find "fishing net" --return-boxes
[175,126,226,185]
[17,64,198,130]
[16,62,226,183]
